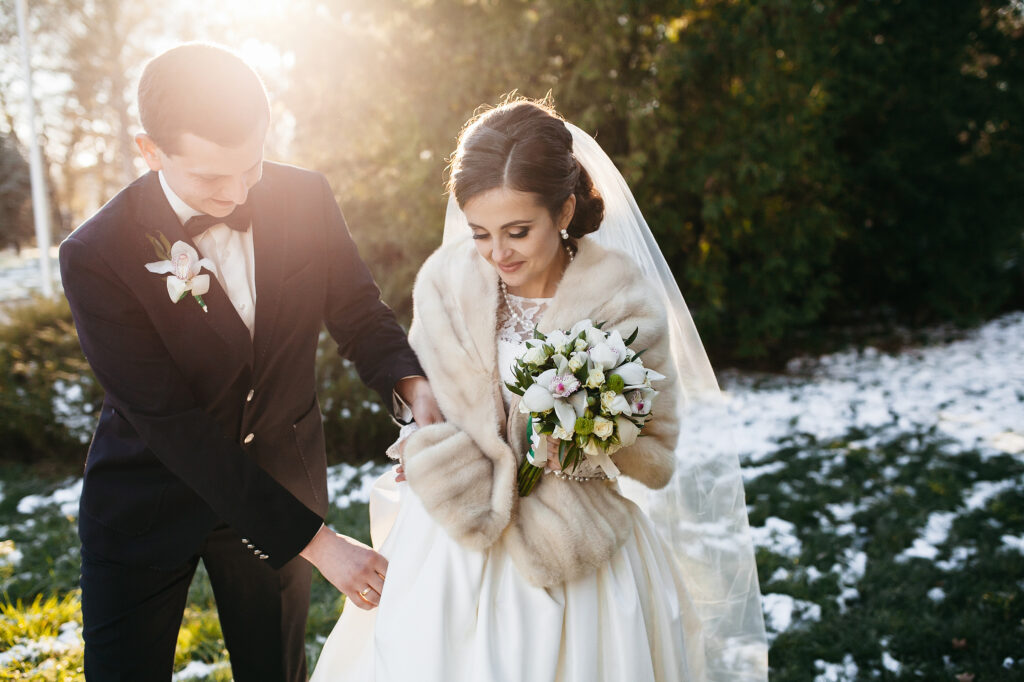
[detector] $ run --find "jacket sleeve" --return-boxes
[60,236,323,569]
[317,173,424,411]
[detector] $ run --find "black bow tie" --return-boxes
[184,203,252,238]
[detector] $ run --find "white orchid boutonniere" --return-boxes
[145,232,214,313]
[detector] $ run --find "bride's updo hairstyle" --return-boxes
[448,98,604,240]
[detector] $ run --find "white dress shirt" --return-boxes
[159,172,258,338]
[158,171,417,421]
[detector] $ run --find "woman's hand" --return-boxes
[395,462,406,483]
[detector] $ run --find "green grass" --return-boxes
[1,463,376,681]
[748,425,1024,680]
[3,428,1023,681]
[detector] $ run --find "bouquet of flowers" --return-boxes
[505,319,663,496]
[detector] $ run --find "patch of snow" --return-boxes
[814,654,859,681]
[0,539,23,567]
[964,479,1018,511]
[936,546,977,571]
[749,517,802,559]
[0,621,82,667]
[881,650,901,674]
[1002,535,1024,552]
[16,479,83,517]
[762,593,821,636]
[326,461,389,509]
[897,511,956,562]
[690,312,1024,471]
[172,660,231,680]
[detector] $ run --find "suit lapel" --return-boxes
[133,171,254,366]
[249,176,287,367]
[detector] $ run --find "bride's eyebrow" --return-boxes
[468,219,533,229]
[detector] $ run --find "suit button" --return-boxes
[241,538,249,544]
[259,554,269,560]
[246,389,254,402]
[247,544,255,550]
[244,433,255,444]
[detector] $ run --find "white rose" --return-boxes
[574,337,589,352]
[592,416,615,440]
[567,351,587,373]
[551,425,572,441]
[601,391,632,416]
[522,344,549,366]
[585,368,605,389]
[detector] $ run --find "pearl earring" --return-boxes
[560,228,569,240]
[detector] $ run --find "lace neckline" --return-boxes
[497,289,549,345]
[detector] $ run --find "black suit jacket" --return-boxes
[59,162,422,570]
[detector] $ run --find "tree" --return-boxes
[0,133,32,252]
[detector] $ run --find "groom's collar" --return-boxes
[158,171,204,226]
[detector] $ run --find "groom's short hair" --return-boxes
[138,43,270,155]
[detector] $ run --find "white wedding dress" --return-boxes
[310,292,706,682]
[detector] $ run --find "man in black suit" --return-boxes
[59,43,441,680]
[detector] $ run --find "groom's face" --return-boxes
[136,120,267,217]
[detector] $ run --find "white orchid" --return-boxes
[145,240,214,313]
[613,360,648,387]
[589,342,619,370]
[627,388,657,416]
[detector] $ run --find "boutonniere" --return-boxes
[145,232,214,313]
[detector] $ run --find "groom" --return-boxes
[59,43,440,680]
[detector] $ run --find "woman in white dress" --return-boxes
[312,99,767,682]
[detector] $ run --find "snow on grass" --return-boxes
[15,478,82,517]
[813,654,859,681]
[898,511,956,561]
[0,621,81,668]
[0,539,23,567]
[1002,535,1024,552]
[326,461,389,509]
[750,517,802,559]
[689,312,1024,468]
[172,660,231,680]
[762,593,821,637]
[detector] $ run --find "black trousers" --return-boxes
[80,524,312,681]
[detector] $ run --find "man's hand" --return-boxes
[396,376,443,427]
[300,525,387,610]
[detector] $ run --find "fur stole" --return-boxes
[402,237,680,587]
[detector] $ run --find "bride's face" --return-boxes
[464,186,575,299]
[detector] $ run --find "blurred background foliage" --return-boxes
[0,0,1022,464]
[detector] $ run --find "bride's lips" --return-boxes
[497,261,524,273]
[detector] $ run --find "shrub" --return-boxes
[0,297,102,463]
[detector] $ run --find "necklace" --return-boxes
[500,243,574,328]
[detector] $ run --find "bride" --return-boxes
[311,98,766,681]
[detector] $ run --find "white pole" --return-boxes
[15,0,55,298]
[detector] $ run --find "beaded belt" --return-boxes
[551,469,609,483]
